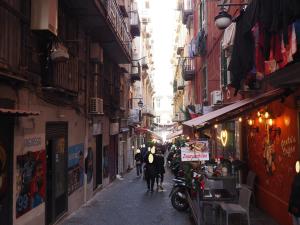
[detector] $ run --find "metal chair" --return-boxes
[219,187,252,225]
[241,170,256,206]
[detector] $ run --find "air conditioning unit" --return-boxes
[211,90,223,105]
[31,0,58,35]
[89,98,104,115]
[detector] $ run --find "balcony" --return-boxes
[182,0,193,25]
[141,57,149,70]
[63,0,132,63]
[43,57,79,94]
[142,106,155,117]
[130,10,141,37]
[131,61,141,81]
[128,108,140,124]
[182,57,195,81]
[116,0,128,17]
[172,112,185,122]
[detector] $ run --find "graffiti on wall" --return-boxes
[68,144,84,195]
[16,150,46,218]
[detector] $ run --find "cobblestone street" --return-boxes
[59,168,192,225]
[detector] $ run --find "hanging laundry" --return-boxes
[222,22,236,50]
[195,30,206,56]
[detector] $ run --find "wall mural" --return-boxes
[16,150,46,218]
[68,144,84,195]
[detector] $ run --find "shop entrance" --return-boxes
[0,116,13,225]
[46,122,68,225]
[109,135,118,181]
[95,135,103,188]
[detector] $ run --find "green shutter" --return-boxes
[221,48,228,86]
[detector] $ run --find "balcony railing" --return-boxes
[172,112,185,122]
[182,0,193,24]
[182,57,195,81]
[128,108,140,124]
[131,61,141,81]
[45,57,79,93]
[142,106,155,117]
[106,0,132,58]
[130,11,141,37]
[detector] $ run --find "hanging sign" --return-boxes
[181,140,209,161]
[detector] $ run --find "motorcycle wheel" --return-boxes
[171,188,189,212]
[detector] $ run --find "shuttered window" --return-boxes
[0,0,21,73]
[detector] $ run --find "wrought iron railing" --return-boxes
[51,57,79,93]
[106,0,132,56]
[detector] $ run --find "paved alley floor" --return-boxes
[59,168,192,225]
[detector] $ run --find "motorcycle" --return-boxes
[169,177,189,211]
[169,171,205,212]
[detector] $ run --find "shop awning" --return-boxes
[0,108,40,116]
[183,88,290,130]
[166,129,183,140]
[135,127,163,141]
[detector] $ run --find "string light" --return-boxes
[264,112,270,119]
[268,118,273,126]
[248,119,254,126]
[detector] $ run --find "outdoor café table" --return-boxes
[199,189,235,225]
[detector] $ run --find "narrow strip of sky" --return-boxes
[150,0,177,95]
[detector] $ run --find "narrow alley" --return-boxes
[59,169,191,225]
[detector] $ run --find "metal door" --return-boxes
[95,135,103,188]
[46,122,68,225]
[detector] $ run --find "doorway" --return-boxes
[95,135,103,188]
[46,122,68,225]
[0,116,13,225]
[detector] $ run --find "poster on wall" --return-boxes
[181,140,209,162]
[16,134,46,218]
[68,144,84,195]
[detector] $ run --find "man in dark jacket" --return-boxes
[144,149,156,192]
[135,149,142,177]
[289,172,300,225]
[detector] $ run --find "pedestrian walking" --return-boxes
[289,161,300,225]
[144,148,156,192]
[135,149,142,177]
[155,149,165,190]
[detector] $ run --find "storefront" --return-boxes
[183,87,300,225]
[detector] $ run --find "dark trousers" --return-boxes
[136,163,142,176]
[146,176,155,191]
[155,173,164,186]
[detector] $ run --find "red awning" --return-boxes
[0,108,40,116]
[183,88,290,130]
[135,127,163,140]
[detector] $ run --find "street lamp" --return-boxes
[138,99,143,108]
[214,2,248,30]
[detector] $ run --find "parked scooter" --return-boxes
[169,176,189,211]
[169,171,205,212]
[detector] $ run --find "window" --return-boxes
[220,43,231,87]
[145,0,149,9]
[202,66,208,102]
[199,0,206,31]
